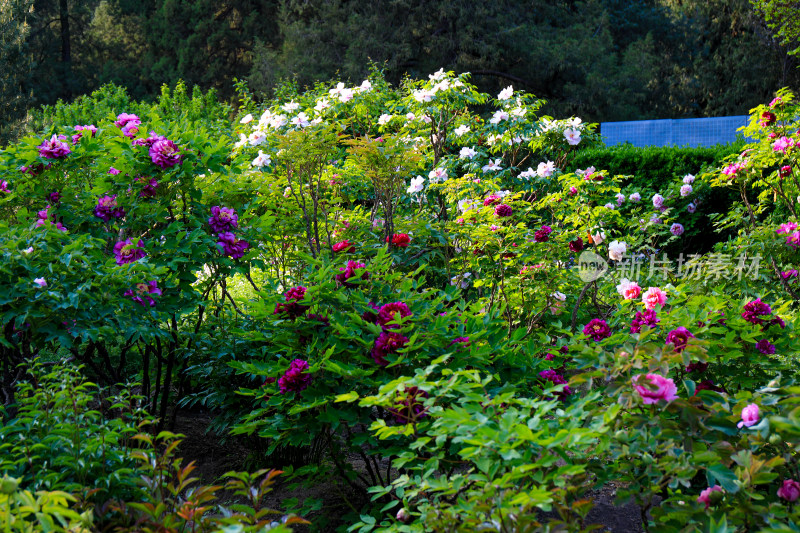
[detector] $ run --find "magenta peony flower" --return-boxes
[335,260,368,286]
[666,326,694,352]
[483,194,500,206]
[670,223,684,236]
[722,162,745,177]
[208,206,238,233]
[332,239,355,253]
[630,309,659,333]
[773,136,794,153]
[450,336,470,348]
[113,238,147,265]
[137,177,159,198]
[149,138,183,168]
[569,237,584,253]
[72,124,97,144]
[216,232,249,259]
[642,287,667,310]
[108,167,120,175]
[583,318,611,341]
[756,339,776,354]
[377,302,412,327]
[114,113,140,128]
[568,186,578,195]
[776,222,798,235]
[760,111,777,127]
[737,403,760,428]
[273,286,309,318]
[0,180,9,193]
[94,195,125,222]
[371,330,409,366]
[780,165,792,178]
[778,480,800,502]
[539,369,572,398]
[38,134,71,159]
[133,131,164,147]
[388,386,429,424]
[278,359,312,394]
[742,298,772,325]
[494,204,513,217]
[124,280,162,307]
[633,373,678,404]
[534,225,552,243]
[695,379,726,394]
[47,190,62,204]
[697,485,723,509]
[121,123,140,138]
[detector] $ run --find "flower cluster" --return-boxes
[742,298,784,328]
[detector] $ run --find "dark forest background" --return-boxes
[2,0,800,131]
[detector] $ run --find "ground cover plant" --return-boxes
[1,70,800,532]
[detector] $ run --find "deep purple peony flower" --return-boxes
[47,190,62,204]
[278,359,312,394]
[666,326,694,352]
[630,309,659,333]
[94,195,125,222]
[756,339,776,354]
[216,232,249,259]
[377,302,412,328]
[494,204,513,217]
[149,138,183,168]
[208,206,238,233]
[569,237,584,252]
[371,330,409,366]
[38,134,71,159]
[583,318,611,341]
[335,260,369,287]
[534,225,552,243]
[132,131,164,147]
[113,238,147,265]
[388,386,429,424]
[483,195,500,206]
[742,298,772,325]
[124,280,162,307]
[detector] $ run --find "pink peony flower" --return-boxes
[483,194,500,206]
[616,279,641,300]
[114,113,140,128]
[108,167,120,175]
[773,136,794,153]
[697,485,723,509]
[278,359,312,394]
[113,238,147,265]
[33,277,47,288]
[0,180,9,193]
[778,480,800,502]
[633,373,678,404]
[273,286,309,318]
[583,319,611,341]
[737,403,760,428]
[642,287,667,310]
[569,186,578,195]
[72,124,97,144]
[149,138,183,168]
[38,134,71,159]
[652,194,664,208]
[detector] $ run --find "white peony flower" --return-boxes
[378,114,393,125]
[481,159,503,173]
[537,161,555,177]
[608,240,627,261]
[454,125,470,136]
[564,128,582,145]
[239,113,253,124]
[252,150,271,168]
[407,175,425,194]
[459,147,478,159]
[497,85,514,100]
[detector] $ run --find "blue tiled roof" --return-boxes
[601,116,750,147]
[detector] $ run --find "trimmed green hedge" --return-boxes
[565,142,745,254]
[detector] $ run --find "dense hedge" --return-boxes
[565,142,746,254]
